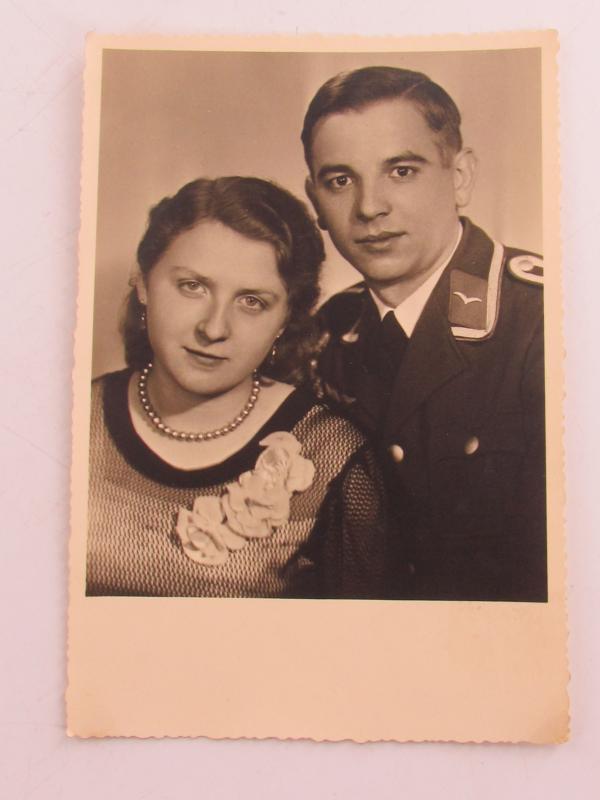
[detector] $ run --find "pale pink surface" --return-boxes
[2,3,599,800]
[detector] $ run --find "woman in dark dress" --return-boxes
[86,176,388,598]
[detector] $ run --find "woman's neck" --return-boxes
[146,365,254,434]
[128,371,295,471]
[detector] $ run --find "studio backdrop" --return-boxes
[92,47,542,377]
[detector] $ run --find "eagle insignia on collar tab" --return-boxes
[449,270,488,330]
[508,254,543,285]
[448,239,505,341]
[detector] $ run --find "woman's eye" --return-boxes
[178,280,206,295]
[239,295,266,311]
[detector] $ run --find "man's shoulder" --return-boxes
[317,282,368,337]
[448,223,543,341]
[498,246,544,333]
[503,245,544,289]
[458,218,544,289]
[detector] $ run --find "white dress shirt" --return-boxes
[369,222,464,337]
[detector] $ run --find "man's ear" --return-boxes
[135,274,148,305]
[305,176,328,231]
[453,148,477,208]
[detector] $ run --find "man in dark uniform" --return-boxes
[302,66,547,601]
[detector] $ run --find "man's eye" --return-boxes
[327,175,353,190]
[391,166,416,179]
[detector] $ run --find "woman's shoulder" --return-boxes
[91,367,132,407]
[300,401,367,438]
[92,367,132,388]
[291,393,371,462]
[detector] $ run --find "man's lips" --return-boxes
[355,231,405,244]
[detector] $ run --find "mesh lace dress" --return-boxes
[86,370,388,598]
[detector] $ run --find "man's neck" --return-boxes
[368,220,463,309]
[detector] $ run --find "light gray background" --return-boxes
[1,1,598,798]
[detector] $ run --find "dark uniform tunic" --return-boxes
[316,218,547,602]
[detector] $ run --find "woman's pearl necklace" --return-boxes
[137,363,261,442]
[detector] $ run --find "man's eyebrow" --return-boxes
[384,151,429,166]
[316,152,430,182]
[316,163,353,182]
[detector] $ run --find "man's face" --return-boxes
[307,98,474,296]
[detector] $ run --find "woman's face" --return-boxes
[137,219,289,399]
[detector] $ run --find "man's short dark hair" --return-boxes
[301,66,463,168]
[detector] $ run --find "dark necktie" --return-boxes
[373,311,409,395]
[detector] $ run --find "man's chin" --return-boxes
[353,259,414,287]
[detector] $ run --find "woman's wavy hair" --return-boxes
[122,176,325,386]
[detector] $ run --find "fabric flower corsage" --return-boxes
[175,432,315,566]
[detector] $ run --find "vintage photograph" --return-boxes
[85,46,546,601]
[68,32,566,742]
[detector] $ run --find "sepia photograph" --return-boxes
[68,32,566,742]
[86,46,545,601]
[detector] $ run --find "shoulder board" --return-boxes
[507,254,543,285]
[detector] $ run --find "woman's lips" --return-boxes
[183,347,228,366]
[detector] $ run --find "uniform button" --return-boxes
[389,444,405,463]
[464,435,480,456]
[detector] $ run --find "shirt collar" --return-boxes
[369,221,463,337]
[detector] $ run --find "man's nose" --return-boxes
[354,178,391,222]
[196,299,230,342]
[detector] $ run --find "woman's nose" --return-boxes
[355,178,391,222]
[196,300,230,342]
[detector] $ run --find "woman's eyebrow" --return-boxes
[236,287,281,298]
[170,266,208,278]
[171,268,282,298]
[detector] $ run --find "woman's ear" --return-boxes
[135,275,148,305]
[305,176,328,231]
